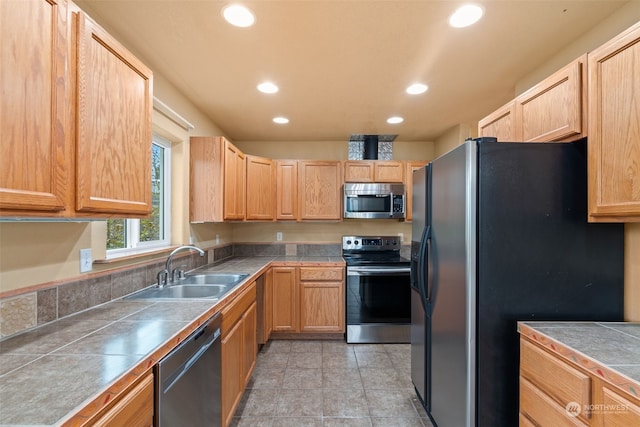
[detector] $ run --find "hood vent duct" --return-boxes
[348,134,397,160]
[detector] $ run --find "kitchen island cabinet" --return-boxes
[1,0,153,218]
[587,21,640,222]
[519,322,640,427]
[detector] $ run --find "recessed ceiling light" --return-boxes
[387,116,404,124]
[273,117,289,124]
[222,4,255,27]
[257,82,279,94]
[406,83,428,95]
[449,4,484,28]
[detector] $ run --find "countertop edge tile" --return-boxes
[518,321,640,400]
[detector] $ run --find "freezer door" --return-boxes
[428,142,477,427]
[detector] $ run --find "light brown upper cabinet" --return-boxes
[515,54,587,143]
[190,136,246,222]
[0,0,153,218]
[298,160,342,220]
[275,160,298,220]
[224,140,246,220]
[0,0,70,215]
[245,155,274,220]
[404,160,429,222]
[478,101,515,141]
[75,11,153,215]
[587,22,640,222]
[344,160,404,183]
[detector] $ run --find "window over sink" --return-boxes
[106,135,172,257]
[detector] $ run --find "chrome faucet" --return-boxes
[157,245,206,287]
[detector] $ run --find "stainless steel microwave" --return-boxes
[343,183,405,219]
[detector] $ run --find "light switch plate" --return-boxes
[80,248,93,273]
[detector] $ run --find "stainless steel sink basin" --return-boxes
[180,273,248,286]
[126,284,228,300]
[124,273,248,300]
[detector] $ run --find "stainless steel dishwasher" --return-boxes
[156,313,221,426]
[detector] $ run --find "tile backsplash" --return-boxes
[0,242,342,340]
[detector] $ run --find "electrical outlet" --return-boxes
[215,234,220,244]
[398,233,404,243]
[80,248,92,273]
[276,232,283,241]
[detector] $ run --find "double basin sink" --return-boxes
[126,273,248,301]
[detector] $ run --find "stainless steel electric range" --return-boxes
[342,235,411,343]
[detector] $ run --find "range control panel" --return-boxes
[342,235,402,251]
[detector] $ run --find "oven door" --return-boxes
[346,265,411,343]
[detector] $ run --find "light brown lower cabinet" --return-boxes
[87,371,154,427]
[221,282,257,427]
[271,266,345,334]
[299,267,344,332]
[520,336,640,426]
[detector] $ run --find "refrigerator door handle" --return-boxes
[417,225,431,309]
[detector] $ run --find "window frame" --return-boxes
[106,134,172,258]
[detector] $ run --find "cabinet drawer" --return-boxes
[222,281,256,333]
[521,339,591,410]
[520,376,588,427]
[300,267,343,281]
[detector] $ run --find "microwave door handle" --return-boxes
[389,193,394,217]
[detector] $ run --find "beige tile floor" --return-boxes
[230,340,434,426]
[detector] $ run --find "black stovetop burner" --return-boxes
[342,235,410,266]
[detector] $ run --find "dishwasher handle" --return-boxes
[162,326,221,394]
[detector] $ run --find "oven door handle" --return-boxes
[347,266,411,275]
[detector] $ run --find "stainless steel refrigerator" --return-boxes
[410,138,624,427]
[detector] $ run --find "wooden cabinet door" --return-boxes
[299,267,345,333]
[264,268,273,340]
[587,22,640,222]
[404,161,429,221]
[242,301,257,386]
[223,140,245,220]
[344,161,375,182]
[221,319,243,427]
[478,101,515,141]
[374,161,404,182]
[75,12,152,215]
[299,281,344,332]
[516,54,586,142]
[0,0,70,215]
[271,266,298,332]
[298,161,342,220]
[276,160,298,220]
[189,136,225,222]
[91,372,154,427]
[246,155,274,220]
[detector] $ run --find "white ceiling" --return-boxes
[75,0,628,142]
